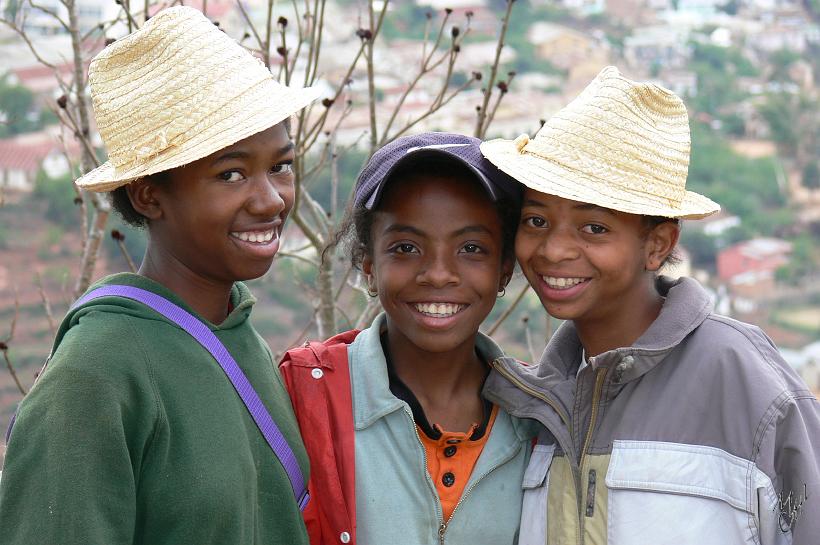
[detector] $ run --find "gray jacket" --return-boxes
[484,276,820,545]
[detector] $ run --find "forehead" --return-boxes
[375,175,500,228]
[522,189,607,212]
[380,172,493,208]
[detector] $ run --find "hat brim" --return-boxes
[76,82,322,192]
[480,138,720,220]
[364,148,502,209]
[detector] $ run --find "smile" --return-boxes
[230,229,276,244]
[542,276,587,289]
[414,302,465,317]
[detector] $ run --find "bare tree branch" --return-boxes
[475,0,514,138]
[1,288,27,395]
[35,272,57,337]
[486,283,530,336]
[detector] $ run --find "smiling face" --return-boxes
[131,122,295,287]
[516,189,678,337]
[362,174,512,357]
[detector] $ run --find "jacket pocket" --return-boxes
[518,443,555,545]
[606,440,760,545]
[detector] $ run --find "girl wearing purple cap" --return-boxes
[279,132,536,545]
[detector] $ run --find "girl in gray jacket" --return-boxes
[480,66,820,545]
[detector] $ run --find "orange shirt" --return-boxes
[418,405,499,521]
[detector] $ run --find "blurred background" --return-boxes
[1,0,819,461]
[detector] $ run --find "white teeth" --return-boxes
[231,230,276,244]
[414,302,463,317]
[542,276,585,289]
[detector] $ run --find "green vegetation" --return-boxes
[689,122,785,225]
[31,170,79,229]
[775,235,818,286]
[688,42,757,118]
[767,49,802,81]
[803,162,820,190]
[0,75,55,137]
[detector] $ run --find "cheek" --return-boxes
[514,235,537,268]
[279,184,296,212]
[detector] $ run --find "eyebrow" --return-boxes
[211,142,295,167]
[383,224,425,237]
[523,198,615,215]
[382,224,492,237]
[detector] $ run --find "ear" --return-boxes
[499,257,515,291]
[644,221,680,272]
[361,253,376,291]
[126,178,164,221]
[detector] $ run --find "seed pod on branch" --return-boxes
[355,28,373,41]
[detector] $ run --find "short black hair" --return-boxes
[327,156,520,269]
[109,171,170,228]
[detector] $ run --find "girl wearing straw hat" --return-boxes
[480,66,820,545]
[0,7,320,545]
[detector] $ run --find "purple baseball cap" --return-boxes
[354,132,522,210]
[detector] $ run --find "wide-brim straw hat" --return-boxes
[76,6,321,192]
[480,66,720,219]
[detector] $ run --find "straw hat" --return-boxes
[76,6,321,192]
[480,66,720,219]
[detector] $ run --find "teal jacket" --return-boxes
[351,314,534,545]
[0,273,310,545]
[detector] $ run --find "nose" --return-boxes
[417,250,459,288]
[248,172,287,218]
[539,228,580,263]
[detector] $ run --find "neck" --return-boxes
[576,282,664,357]
[385,328,487,433]
[138,244,233,324]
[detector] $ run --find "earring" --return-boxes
[367,286,378,297]
[497,287,506,298]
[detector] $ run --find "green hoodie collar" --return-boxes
[64,273,255,335]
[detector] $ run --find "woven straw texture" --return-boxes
[481,66,720,219]
[76,6,320,192]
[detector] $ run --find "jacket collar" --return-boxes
[487,276,714,407]
[349,313,529,441]
[541,276,713,383]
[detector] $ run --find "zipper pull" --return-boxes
[585,469,597,517]
[439,522,447,544]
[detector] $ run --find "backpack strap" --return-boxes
[72,285,309,511]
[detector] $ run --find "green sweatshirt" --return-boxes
[0,273,309,545]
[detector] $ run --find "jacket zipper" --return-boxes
[491,360,584,544]
[443,437,524,543]
[490,360,572,433]
[576,367,607,541]
[403,407,447,544]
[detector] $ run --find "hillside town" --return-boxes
[1,0,819,409]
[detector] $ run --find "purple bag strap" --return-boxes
[73,285,309,511]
